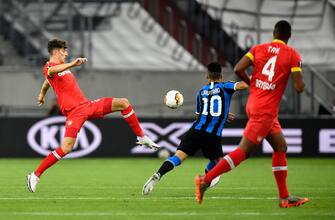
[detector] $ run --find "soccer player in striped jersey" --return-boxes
[27,39,160,193]
[142,62,248,195]
[195,20,309,208]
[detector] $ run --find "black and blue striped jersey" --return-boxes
[191,81,237,137]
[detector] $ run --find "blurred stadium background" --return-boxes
[0,0,334,157]
[0,0,334,219]
[1,0,334,117]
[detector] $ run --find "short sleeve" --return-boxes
[43,62,56,78]
[42,65,48,77]
[290,49,302,73]
[222,81,238,94]
[195,90,201,114]
[245,46,256,62]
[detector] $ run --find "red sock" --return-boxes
[121,105,144,137]
[34,147,65,177]
[272,152,289,199]
[205,147,246,184]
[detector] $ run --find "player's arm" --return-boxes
[291,71,304,93]
[290,50,305,93]
[195,113,200,120]
[234,81,249,90]
[227,112,235,123]
[47,57,87,77]
[194,90,201,119]
[37,79,50,107]
[234,55,253,85]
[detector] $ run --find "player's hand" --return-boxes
[72,57,87,66]
[37,95,45,107]
[227,112,235,123]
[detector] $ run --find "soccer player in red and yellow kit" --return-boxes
[27,39,160,193]
[195,20,309,208]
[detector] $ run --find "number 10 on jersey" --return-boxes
[202,96,222,117]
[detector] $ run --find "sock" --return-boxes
[34,147,65,177]
[121,105,144,137]
[205,160,218,173]
[205,147,246,184]
[272,152,289,199]
[157,155,182,177]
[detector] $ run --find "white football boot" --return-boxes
[209,175,221,188]
[27,172,40,193]
[142,173,161,195]
[136,136,161,150]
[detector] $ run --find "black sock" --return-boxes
[157,161,174,177]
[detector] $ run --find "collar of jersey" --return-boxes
[272,39,286,44]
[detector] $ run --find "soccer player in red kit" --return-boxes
[27,39,160,192]
[195,20,309,208]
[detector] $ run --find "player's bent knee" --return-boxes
[120,98,130,109]
[112,98,130,111]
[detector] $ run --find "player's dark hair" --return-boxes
[273,20,291,41]
[48,38,67,54]
[207,62,222,80]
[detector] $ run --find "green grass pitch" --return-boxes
[0,158,334,220]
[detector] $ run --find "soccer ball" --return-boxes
[157,149,171,159]
[164,90,183,109]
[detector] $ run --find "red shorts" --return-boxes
[243,113,282,145]
[64,97,113,138]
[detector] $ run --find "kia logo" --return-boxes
[27,116,102,158]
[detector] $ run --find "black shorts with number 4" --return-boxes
[177,129,223,160]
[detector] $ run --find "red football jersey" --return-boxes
[43,62,89,114]
[245,39,302,116]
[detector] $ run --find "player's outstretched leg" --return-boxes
[136,136,160,150]
[204,147,246,185]
[27,137,74,192]
[195,175,209,204]
[112,98,160,150]
[142,154,182,195]
[205,160,221,188]
[195,147,246,204]
[142,173,161,195]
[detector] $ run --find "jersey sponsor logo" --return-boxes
[58,70,72,77]
[27,116,102,158]
[255,79,276,90]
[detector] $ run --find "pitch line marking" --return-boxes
[3,212,335,217]
[2,186,334,191]
[0,196,333,200]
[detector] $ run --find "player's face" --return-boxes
[58,48,68,63]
